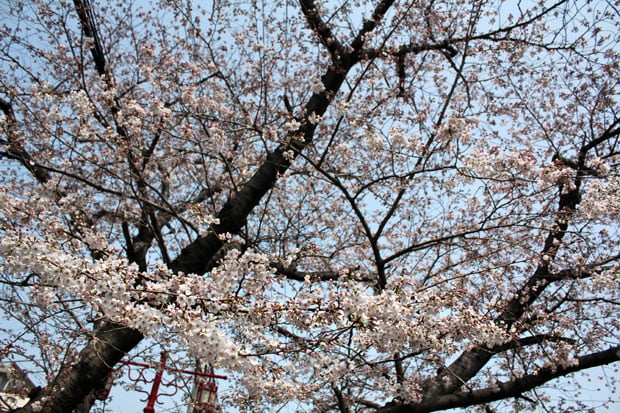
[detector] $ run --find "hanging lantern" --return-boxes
[193,376,218,413]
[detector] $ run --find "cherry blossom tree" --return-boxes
[0,0,619,411]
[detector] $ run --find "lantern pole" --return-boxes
[143,351,167,413]
[110,351,227,413]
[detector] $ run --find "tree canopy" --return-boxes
[0,0,619,411]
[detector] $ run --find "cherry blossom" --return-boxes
[0,0,618,412]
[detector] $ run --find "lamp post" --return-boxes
[142,352,166,413]
[111,352,226,413]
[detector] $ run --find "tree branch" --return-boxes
[0,98,51,184]
[349,0,396,56]
[489,334,576,354]
[378,346,620,413]
[269,261,371,282]
[298,0,344,62]
[170,52,357,275]
[420,148,586,397]
[363,39,459,60]
[73,0,108,78]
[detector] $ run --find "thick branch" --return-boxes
[171,62,354,275]
[419,149,586,398]
[363,40,459,60]
[333,385,351,413]
[167,0,404,277]
[16,322,143,413]
[398,118,618,408]
[349,0,396,55]
[489,334,576,354]
[298,0,344,61]
[378,346,620,413]
[73,0,107,78]
[270,262,357,282]
[0,98,51,183]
